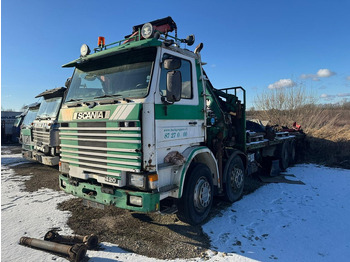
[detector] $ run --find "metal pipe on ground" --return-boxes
[19,237,87,262]
[44,230,99,249]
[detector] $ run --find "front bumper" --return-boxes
[22,150,34,160]
[59,175,160,212]
[32,151,59,166]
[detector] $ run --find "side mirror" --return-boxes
[166,71,182,103]
[65,77,72,88]
[163,58,181,70]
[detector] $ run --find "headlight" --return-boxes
[141,23,153,39]
[80,44,91,57]
[128,173,158,190]
[129,195,142,207]
[129,174,145,188]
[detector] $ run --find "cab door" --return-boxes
[154,50,205,164]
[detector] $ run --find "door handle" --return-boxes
[189,121,197,125]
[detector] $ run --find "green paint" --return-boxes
[59,175,160,212]
[21,128,32,136]
[178,146,207,198]
[155,104,204,120]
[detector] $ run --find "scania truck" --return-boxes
[20,102,41,153]
[24,87,66,165]
[58,17,299,225]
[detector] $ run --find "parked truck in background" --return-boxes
[20,102,41,153]
[58,17,300,225]
[23,87,66,166]
[13,111,28,143]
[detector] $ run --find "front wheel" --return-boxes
[223,155,245,203]
[177,163,214,225]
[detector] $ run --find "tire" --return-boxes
[278,142,290,171]
[177,163,214,225]
[223,155,245,203]
[289,140,296,165]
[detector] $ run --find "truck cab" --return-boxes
[21,102,41,154]
[28,87,66,165]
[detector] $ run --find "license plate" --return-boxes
[105,176,119,184]
[83,199,105,210]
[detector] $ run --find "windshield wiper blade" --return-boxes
[66,98,82,103]
[94,94,122,99]
[37,114,50,120]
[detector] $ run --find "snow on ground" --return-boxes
[2,146,350,261]
[203,165,350,262]
[1,152,74,261]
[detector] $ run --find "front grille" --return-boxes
[59,121,142,184]
[33,128,50,144]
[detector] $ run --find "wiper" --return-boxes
[66,98,83,108]
[66,98,82,103]
[94,94,122,99]
[37,114,50,120]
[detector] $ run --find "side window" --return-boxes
[159,55,193,99]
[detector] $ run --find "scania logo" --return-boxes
[73,111,110,120]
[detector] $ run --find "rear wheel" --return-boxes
[177,163,213,225]
[223,155,245,202]
[289,140,296,165]
[278,142,290,171]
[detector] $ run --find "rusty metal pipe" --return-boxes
[20,237,87,262]
[44,230,99,249]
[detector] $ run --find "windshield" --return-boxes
[22,109,39,126]
[65,47,156,103]
[37,97,62,119]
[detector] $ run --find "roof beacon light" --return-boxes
[80,44,91,57]
[98,36,105,48]
[141,23,153,39]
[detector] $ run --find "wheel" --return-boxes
[223,155,245,202]
[278,142,290,171]
[289,140,296,165]
[177,163,214,225]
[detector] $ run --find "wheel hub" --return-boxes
[194,177,211,211]
[231,167,243,189]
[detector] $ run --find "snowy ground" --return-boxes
[2,146,350,262]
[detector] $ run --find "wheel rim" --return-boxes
[230,166,244,191]
[193,177,211,212]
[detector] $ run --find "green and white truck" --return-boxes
[23,87,66,166]
[20,102,41,153]
[58,17,299,225]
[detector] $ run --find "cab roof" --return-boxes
[35,87,66,99]
[62,38,162,68]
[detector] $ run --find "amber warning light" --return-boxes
[98,36,105,48]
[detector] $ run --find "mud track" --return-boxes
[7,145,263,259]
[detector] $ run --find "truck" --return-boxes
[20,102,41,153]
[23,87,66,166]
[13,111,28,143]
[58,17,300,225]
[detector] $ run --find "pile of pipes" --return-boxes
[19,230,98,262]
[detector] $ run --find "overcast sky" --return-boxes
[2,0,350,110]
